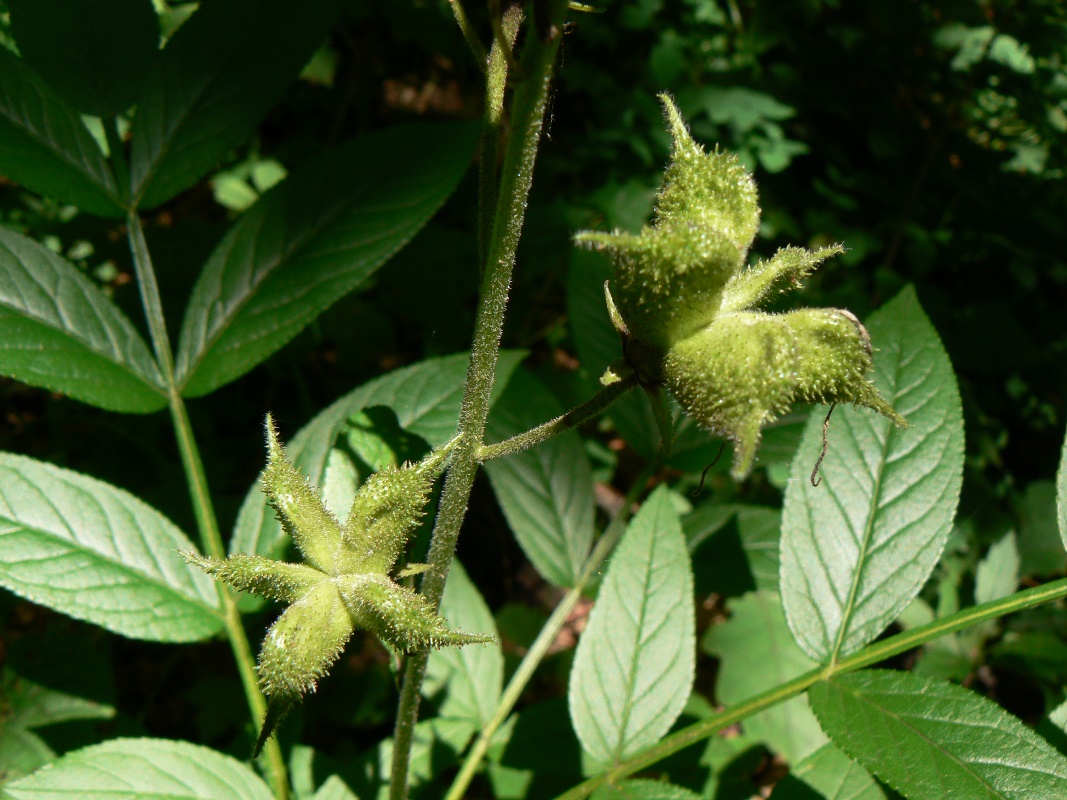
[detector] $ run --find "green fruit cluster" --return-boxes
[184,415,489,750]
[577,96,905,478]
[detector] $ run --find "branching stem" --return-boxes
[478,373,639,461]
[387,4,569,798]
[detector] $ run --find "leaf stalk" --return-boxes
[126,211,290,800]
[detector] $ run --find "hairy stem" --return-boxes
[448,0,487,67]
[388,5,568,798]
[553,573,1067,799]
[478,373,640,461]
[446,464,657,800]
[478,3,523,269]
[126,213,289,800]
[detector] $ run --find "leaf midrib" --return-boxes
[828,347,906,663]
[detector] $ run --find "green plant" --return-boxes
[3,3,1067,800]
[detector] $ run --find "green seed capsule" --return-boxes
[575,96,905,479]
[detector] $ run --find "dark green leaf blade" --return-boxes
[0,453,223,642]
[780,286,964,662]
[568,486,695,765]
[424,559,503,725]
[809,669,1067,799]
[176,122,476,397]
[702,591,826,762]
[231,351,525,559]
[0,227,167,413]
[2,738,274,800]
[484,368,596,588]
[8,0,158,117]
[128,0,343,209]
[0,49,123,215]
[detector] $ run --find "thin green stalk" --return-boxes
[478,373,640,461]
[448,0,487,67]
[446,463,657,800]
[478,3,523,269]
[126,213,289,800]
[553,574,1067,799]
[388,5,569,798]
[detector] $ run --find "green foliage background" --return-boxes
[2,0,1067,797]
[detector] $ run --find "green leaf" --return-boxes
[0,668,115,783]
[702,591,826,763]
[809,669,1067,799]
[772,742,887,800]
[780,286,964,662]
[175,121,476,396]
[0,49,123,216]
[0,227,167,413]
[231,351,525,559]
[568,486,695,765]
[484,368,596,588]
[8,0,159,117]
[312,776,359,800]
[591,779,702,800]
[0,453,223,642]
[127,0,343,209]
[424,559,503,726]
[2,738,274,800]
[1058,428,1067,556]
[1016,481,1065,576]
[975,532,1020,605]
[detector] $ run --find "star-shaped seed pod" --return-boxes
[183,415,490,753]
[576,95,906,479]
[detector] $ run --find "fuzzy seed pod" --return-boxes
[575,96,905,479]
[186,417,489,751]
[575,94,759,351]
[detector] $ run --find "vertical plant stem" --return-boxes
[388,4,568,799]
[446,464,657,800]
[478,3,523,269]
[126,213,289,800]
